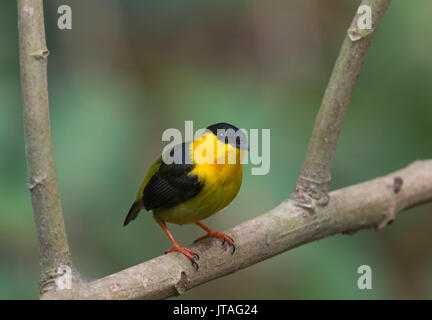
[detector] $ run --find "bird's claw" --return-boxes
[221,235,235,254]
[191,259,199,271]
[225,242,235,254]
[195,231,235,254]
[165,245,200,271]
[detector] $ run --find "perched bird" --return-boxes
[124,122,249,270]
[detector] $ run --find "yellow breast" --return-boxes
[190,131,244,185]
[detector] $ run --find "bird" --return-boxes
[123,122,249,270]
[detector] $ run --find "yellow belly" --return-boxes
[154,163,243,224]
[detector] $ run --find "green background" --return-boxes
[1,0,431,299]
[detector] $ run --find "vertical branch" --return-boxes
[290,0,391,210]
[17,0,73,294]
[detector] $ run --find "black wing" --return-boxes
[142,143,203,210]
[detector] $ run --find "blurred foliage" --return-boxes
[1,0,431,299]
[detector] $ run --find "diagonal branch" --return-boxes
[41,160,432,299]
[290,0,392,210]
[17,0,76,293]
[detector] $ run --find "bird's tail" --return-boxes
[123,199,143,226]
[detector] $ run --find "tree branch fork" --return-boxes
[17,0,432,300]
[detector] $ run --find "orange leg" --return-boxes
[194,221,235,253]
[156,220,199,270]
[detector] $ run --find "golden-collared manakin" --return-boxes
[123,123,249,270]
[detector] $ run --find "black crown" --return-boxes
[206,122,239,135]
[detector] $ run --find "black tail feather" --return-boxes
[123,200,142,226]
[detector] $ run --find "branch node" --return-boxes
[27,175,47,190]
[31,49,50,59]
[173,271,189,295]
[347,27,373,42]
[21,4,34,18]
[377,215,395,230]
[377,177,399,229]
[393,177,403,193]
[291,196,316,214]
[290,176,330,213]
[39,265,69,294]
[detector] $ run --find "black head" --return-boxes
[207,122,240,134]
[206,122,249,150]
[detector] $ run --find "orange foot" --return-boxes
[166,243,200,271]
[194,222,236,254]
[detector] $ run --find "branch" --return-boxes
[17,0,76,293]
[290,0,392,209]
[41,160,432,299]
